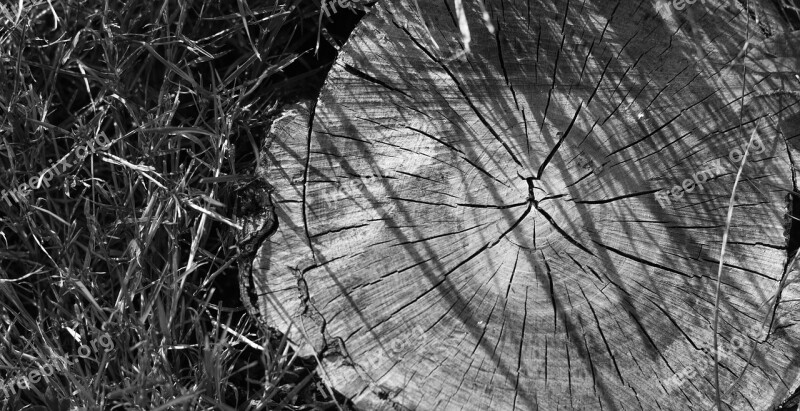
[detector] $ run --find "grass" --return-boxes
[0,0,362,409]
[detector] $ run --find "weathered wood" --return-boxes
[251,1,800,409]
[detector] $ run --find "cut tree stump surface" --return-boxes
[249,1,800,409]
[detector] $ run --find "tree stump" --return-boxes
[249,0,800,409]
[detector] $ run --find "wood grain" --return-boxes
[252,1,800,409]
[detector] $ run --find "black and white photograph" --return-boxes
[3,0,800,409]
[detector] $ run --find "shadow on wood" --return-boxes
[248,0,800,409]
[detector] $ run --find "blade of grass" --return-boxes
[712,3,753,407]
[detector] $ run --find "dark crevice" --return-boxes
[777,191,800,410]
[787,192,800,260]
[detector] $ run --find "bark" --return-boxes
[250,1,800,409]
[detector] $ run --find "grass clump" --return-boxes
[0,0,359,409]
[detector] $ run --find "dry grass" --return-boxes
[0,0,360,409]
